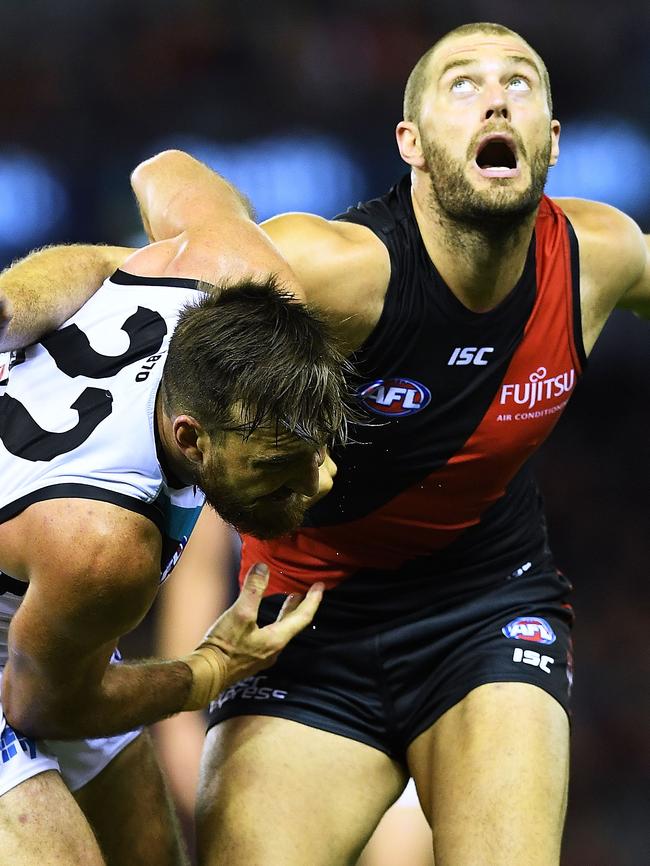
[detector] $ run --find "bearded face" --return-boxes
[195,446,310,539]
[422,125,552,229]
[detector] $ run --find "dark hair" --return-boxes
[403,22,553,122]
[162,276,352,445]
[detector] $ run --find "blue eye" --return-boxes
[451,78,475,93]
[508,77,531,91]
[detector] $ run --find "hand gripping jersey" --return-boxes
[0,270,205,601]
[241,177,586,614]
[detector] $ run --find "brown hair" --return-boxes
[403,22,553,122]
[162,277,353,445]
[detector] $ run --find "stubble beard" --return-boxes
[423,132,552,236]
[195,458,309,540]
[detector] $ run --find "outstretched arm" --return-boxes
[0,243,132,351]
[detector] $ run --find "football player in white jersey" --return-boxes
[0,155,350,866]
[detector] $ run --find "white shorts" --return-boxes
[0,592,141,799]
[0,705,141,798]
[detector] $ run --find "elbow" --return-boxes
[4,705,68,741]
[2,693,41,740]
[131,149,190,190]
[2,682,65,740]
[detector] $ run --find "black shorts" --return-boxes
[207,556,574,762]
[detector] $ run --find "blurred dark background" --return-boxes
[1,2,647,863]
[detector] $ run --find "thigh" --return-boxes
[0,770,105,866]
[74,731,189,866]
[408,682,569,866]
[197,715,407,866]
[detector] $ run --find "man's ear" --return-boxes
[396,121,426,169]
[549,119,561,166]
[172,415,204,464]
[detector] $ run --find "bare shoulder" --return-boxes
[3,499,162,642]
[262,213,391,351]
[2,500,162,733]
[262,212,390,294]
[553,198,649,352]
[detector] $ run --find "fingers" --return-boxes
[277,592,301,621]
[268,581,324,645]
[213,562,323,659]
[233,562,270,620]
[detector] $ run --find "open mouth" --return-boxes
[475,137,519,177]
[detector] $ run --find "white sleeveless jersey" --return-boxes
[0,269,206,588]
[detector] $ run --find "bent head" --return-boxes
[162,279,351,538]
[397,23,560,227]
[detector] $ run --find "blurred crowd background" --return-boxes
[1,1,648,863]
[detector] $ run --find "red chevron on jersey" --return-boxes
[240,194,584,596]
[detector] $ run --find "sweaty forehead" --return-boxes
[233,424,317,457]
[430,34,541,80]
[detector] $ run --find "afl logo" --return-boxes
[502,616,556,645]
[358,377,431,417]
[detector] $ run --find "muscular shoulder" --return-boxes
[262,213,391,352]
[6,500,162,640]
[553,197,648,351]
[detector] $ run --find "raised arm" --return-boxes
[129,149,394,350]
[0,243,132,351]
[130,150,302,292]
[1,499,322,740]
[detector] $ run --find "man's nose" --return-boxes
[288,453,321,497]
[483,86,509,121]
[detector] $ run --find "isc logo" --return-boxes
[358,377,431,417]
[512,647,554,674]
[448,346,494,366]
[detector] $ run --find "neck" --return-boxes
[411,178,538,313]
[154,389,194,488]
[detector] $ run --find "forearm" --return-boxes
[132,150,303,294]
[3,655,203,740]
[131,150,254,243]
[5,563,322,740]
[0,243,133,351]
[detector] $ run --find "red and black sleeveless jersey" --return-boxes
[242,176,586,610]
